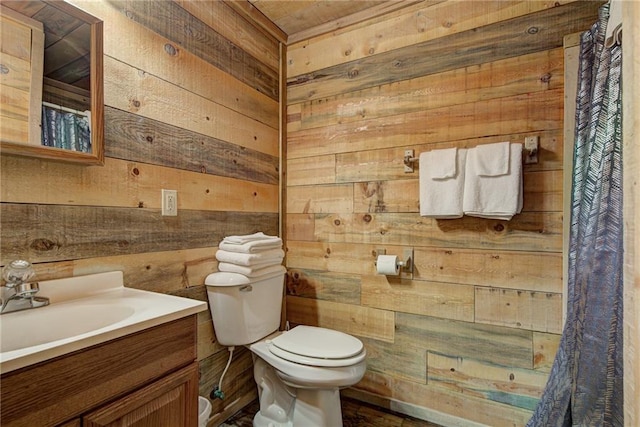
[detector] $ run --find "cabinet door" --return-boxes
[0,5,44,146]
[83,363,199,427]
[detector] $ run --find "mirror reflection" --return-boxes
[0,0,103,164]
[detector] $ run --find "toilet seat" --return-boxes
[268,325,365,367]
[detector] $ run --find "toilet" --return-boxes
[205,267,366,427]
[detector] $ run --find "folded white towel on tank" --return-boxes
[223,232,276,244]
[217,263,285,278]
[219,239,282,254]
[215,248,284,266]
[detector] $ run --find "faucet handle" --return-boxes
[14,282,40,297]
[3,260,36,287]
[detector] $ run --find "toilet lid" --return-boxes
[269,325,364,366]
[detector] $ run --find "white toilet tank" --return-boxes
[205,267,286,346]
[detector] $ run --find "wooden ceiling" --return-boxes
[229,0,425,44]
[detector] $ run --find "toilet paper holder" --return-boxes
[376,248,413,275]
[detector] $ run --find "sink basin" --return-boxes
[0,271,207,374]
[0,302,135,353]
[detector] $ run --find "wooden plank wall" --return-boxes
[622,3,640,426]
[0,0,280,424]
[285,1,601,425]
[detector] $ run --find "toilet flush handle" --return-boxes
[239,285,253,292]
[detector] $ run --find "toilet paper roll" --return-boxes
[376,255,400,276]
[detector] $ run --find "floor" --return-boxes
[220,396,442,427]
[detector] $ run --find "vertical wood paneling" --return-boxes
[622,3,640,424]
[284,1,600,425]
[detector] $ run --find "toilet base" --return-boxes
[252,356,344,427]
[291,388,342,427]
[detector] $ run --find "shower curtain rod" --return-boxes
[42,101,89,117]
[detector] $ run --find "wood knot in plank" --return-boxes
[285,271,309,296]
[347,68,359,79]
[334,219,341,226]
[0,64,8,74]
[493,223,505,232]
[30,238,59,252]
[129,98,141,110]
[527,26,539,35]
[362,214,372,223]
[164,43,178,56]
[540,73,552,83]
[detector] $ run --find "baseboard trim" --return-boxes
[342,388,489,427]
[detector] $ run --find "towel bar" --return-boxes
[403,138,539,173]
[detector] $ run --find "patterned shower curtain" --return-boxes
[526,2,623,426]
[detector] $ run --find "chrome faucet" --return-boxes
[1,260,50,314]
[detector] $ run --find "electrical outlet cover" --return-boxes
[161,189,177,216]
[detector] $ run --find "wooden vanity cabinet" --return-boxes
[1,315,199,427]
[82,363,198,427]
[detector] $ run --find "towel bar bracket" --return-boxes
[524,136,539,164]
[404,149,417,173]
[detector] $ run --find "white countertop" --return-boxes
[0,271,207,374]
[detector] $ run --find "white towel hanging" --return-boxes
[463,143,523,220]
[419,148,467,218]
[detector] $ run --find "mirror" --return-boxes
[0,0,103,165]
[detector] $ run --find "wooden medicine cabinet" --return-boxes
[0,0,104,165]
